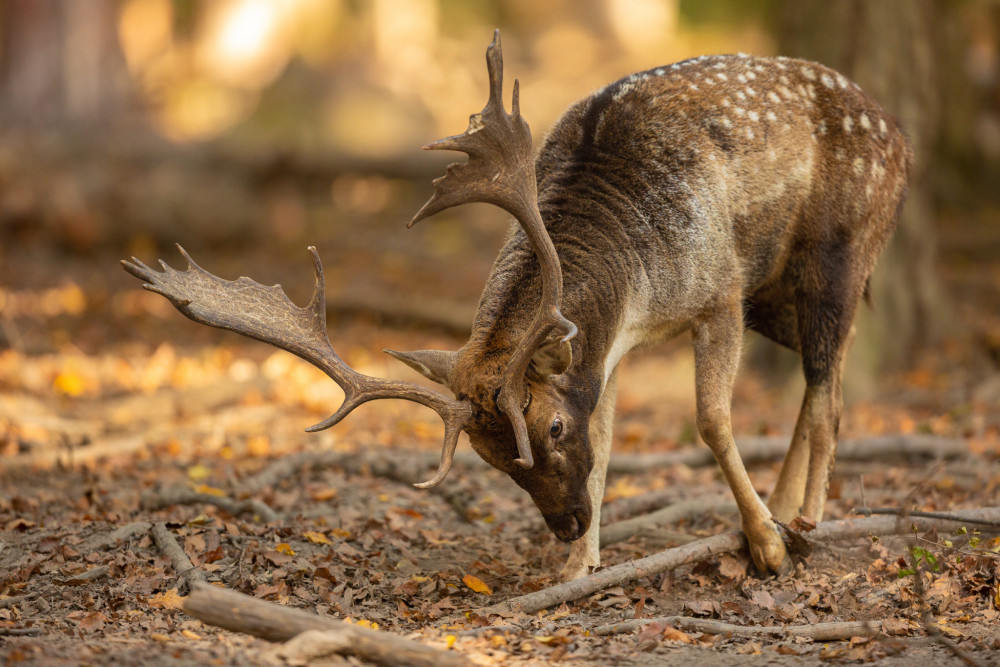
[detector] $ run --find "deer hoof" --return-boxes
[746,526,791,576]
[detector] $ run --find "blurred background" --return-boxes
[1,0,998,455]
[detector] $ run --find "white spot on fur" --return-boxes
[837,73,849,88]
[843,115,854,133]
[878,117,888,135]
[746,87,757,96]
[859,113,871,131]
[746,128,755,139]
[748,110,759,121]
[655,68,665,76]
[746,70,757,80]
[806,85,816,99]
[733,106,746,116]
[871,159,885,180]
[766,110,777,121]
[800,67,817,80]
[835,147,846,161]
[721,98,731,107]
[818,119,828,135]
[777,85,794,99]
[767,91,781,104]
[720,117,733,128]
[689,83,699,91]
[737,73,747,83]
[716,72,728,82]
[853,157,865,176]
[735,90,747,101]
[821,73,834,88]
[613,82,635,101]
[779,75,790,86]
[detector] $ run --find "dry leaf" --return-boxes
[275,543,295,555]
[661,626,692,644]
[789,515,817,532]
[463,574,492,595]
[718,555,747,581]
[148,588,186,610]
[303,531,331,545]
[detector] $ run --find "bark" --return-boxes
[184,584,467,667]
[594,617,881,640]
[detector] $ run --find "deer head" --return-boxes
[122,31,596,543]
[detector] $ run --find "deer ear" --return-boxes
[529,339,572,377]
[383,349,457,386]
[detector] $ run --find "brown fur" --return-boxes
[403,53,912,580]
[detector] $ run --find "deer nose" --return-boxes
[543,509,588,542]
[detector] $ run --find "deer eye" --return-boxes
[549,418,563,439]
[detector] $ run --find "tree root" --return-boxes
[483,507,1000,616]
[184,583,467,667]
[606,434,970,474]
[599,496,735,547]
[593,616,881,640]
[150,522,206,593]
[142,488,279,523]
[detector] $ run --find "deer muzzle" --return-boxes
[542,504,591,542]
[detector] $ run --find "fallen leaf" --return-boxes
[718,555,747,581]
[303,531,331,545]
[463,574,492,595]
[789,515,817,532]
[181,629,202,640]
[187,464,212,481]
[275,543,295,555]
[148,589,185,610]
[662,626,692,644]
[193,484,225,497]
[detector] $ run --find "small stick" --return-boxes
[851,507,1000,528]
[593,616,881,640]
[150,523,206,591]
[142,488,278,523]
[0,592,39,609]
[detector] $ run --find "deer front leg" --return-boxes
[559,368,618,581]
[693,298,790,575]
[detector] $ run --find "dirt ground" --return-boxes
[2,194,1000,664]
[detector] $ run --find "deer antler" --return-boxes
[121,246,472,489]
[410,30,577,469]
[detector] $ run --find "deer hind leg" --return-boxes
[693,293,789,575]
[560,368,619,581]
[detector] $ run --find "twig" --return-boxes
[184,583,467,667]
[77,521,152,553]
[852,507,1000,528]
[58,564,109,585]
[150,523,206,592]
[484,507,1000,616]
[142,488,279,523]
[0,592,38,609]
[599,497,735,547]
[593,616,880,640]
[0,627,42,636]
[602,489,689,524]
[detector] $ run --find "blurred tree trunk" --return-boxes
[0,0,129,126]
[766,0,954,393]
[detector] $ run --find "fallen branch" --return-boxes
[77,521,152,553]
[851,507,1000,528]
[484,507,1000,616]
[244,450,478,521]
[593,616,880,640]
[142,488,278,523]
[58,564,109,585]
[150,523,206,592]
[184,583,466,667]
[606,434,969,474]
[0,627,42,636]
[602,489,690,524]
[599,497,735,547]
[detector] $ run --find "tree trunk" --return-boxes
[0,0,129,126]
[768,0,952,390]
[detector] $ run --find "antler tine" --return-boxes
[408,30,577,469]
[121,246,472,487]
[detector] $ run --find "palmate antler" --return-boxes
[121,246,472,489]
[410,30,577,469]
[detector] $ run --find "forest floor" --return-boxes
[2,185,1000,664]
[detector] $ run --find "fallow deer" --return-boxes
[123,31,911,581]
